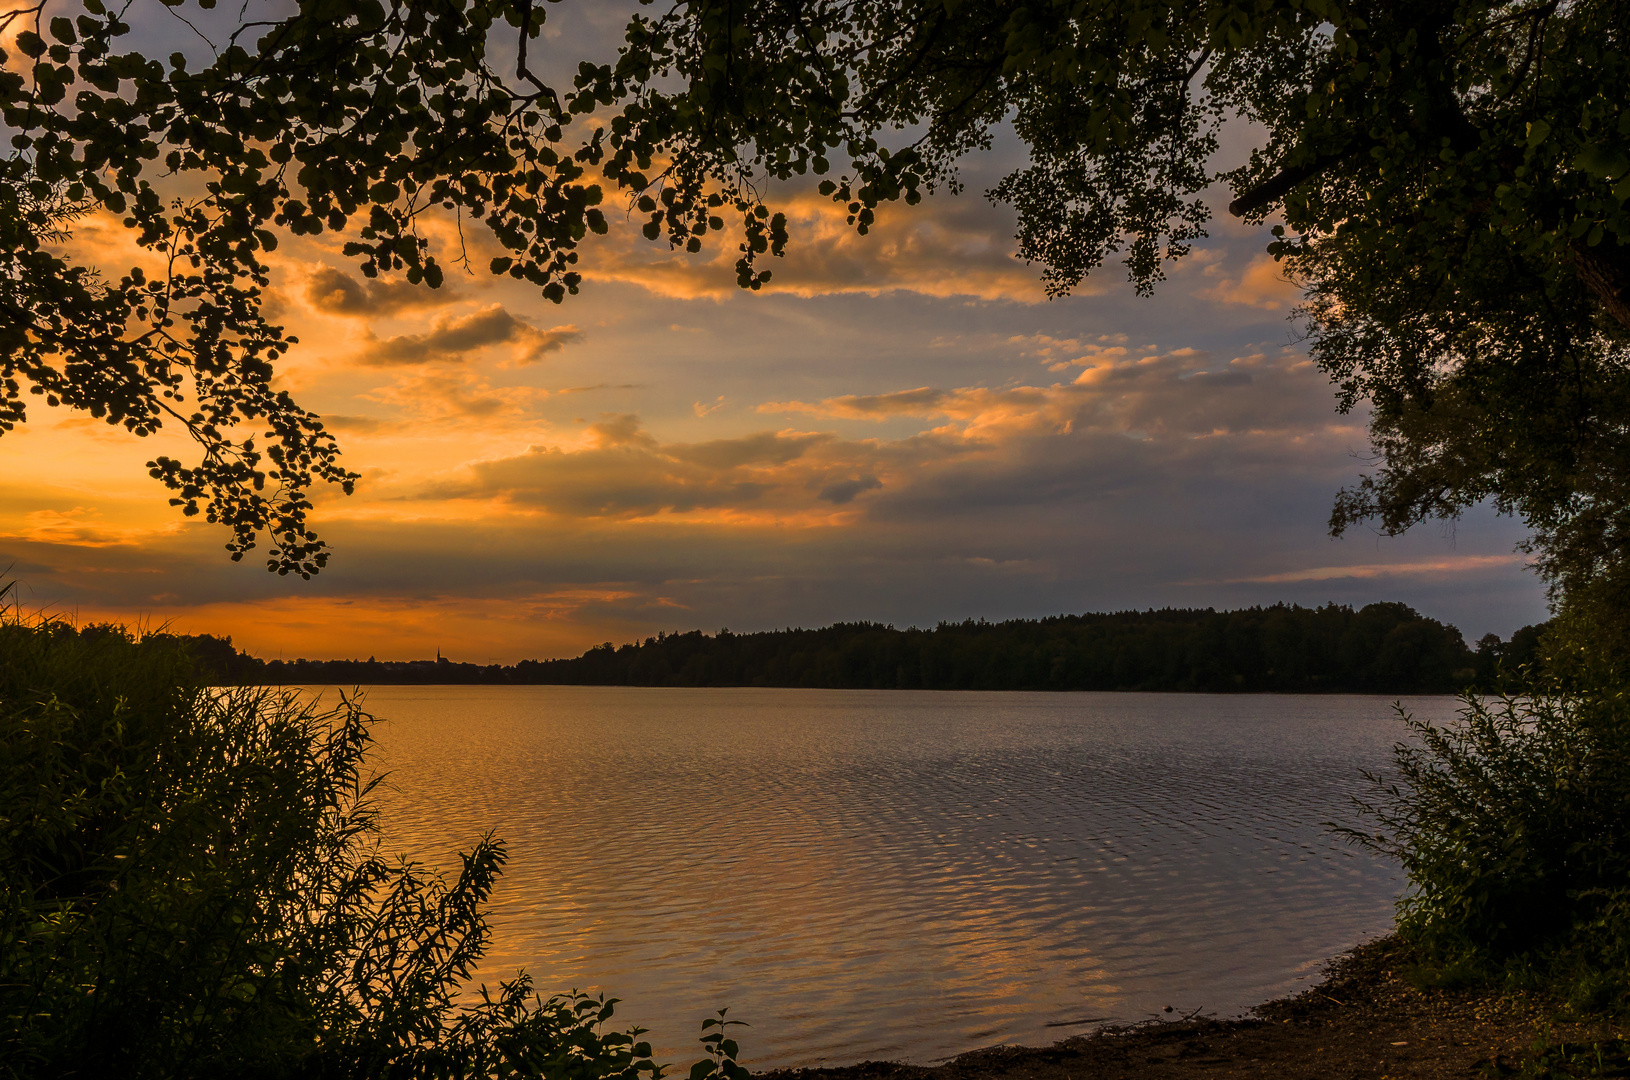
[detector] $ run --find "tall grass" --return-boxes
[0,616,735,1078]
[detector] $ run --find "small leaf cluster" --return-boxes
[688,1011,750,1080]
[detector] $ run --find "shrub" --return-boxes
[1346,682,1630,997]
[0,617,677,1078]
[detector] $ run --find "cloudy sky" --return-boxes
[1,7,1549,662]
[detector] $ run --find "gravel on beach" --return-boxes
[758,938,1622,1080]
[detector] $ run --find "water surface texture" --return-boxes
[357,687,1455,1069]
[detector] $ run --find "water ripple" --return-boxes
[349,687,1453,1069]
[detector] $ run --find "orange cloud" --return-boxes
[414,341,1343,528]
[80,591,682,664]
[1,507,173,548]
[1197,253,1303,310]
[360,368,549,422]
[1225,555,1529,584]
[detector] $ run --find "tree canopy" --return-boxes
[586,0,1630,607]
[2,0,616,574]
[232,603,1508,695]
[4,0,1627,594]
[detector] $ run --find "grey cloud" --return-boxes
[818,476,882,504]
[363,305,582,366]
[558,383,646,394]
[668,431,833,469]
[319,414,390,434]
[766,348,1325,444]
[867,431,1155,517]
[1182,370,1254,387]
[586,413,657,448]
[429,418,865,519]
[306,266,455,316]
[451,443,770,517]
[766,386,945,419]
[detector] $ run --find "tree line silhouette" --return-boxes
[169,603,1545,694]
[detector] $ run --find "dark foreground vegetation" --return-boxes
[13,611,1630,1078]
[5,0,1626,1073]
[179,603,1546,695]
[0,617,747,1080]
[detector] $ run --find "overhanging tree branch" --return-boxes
[1228,148,1361,218]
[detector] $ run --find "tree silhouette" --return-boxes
[6,0,1627,596]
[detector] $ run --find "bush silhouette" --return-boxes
[0,617,671,1079]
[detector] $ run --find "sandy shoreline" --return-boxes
[757,938,1615,1079]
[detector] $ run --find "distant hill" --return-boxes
[161,603,1550,694]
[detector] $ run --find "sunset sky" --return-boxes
[1,7,1549,663]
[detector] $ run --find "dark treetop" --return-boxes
[176,603,1546,694]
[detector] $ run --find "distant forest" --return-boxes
[169,603,1548,694]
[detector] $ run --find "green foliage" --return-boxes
[688,1011,749,1080]
[1346,681,1630,1003]
[1501,1031,1630,1079]
[1296,0,1630,603]
[0,615,675,1078]
[1474,622,1551,689]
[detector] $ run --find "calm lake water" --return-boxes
[349,686,1456,1070]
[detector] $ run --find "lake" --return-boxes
[352,686,1454,1070]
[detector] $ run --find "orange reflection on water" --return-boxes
[349,686,1440,1068]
